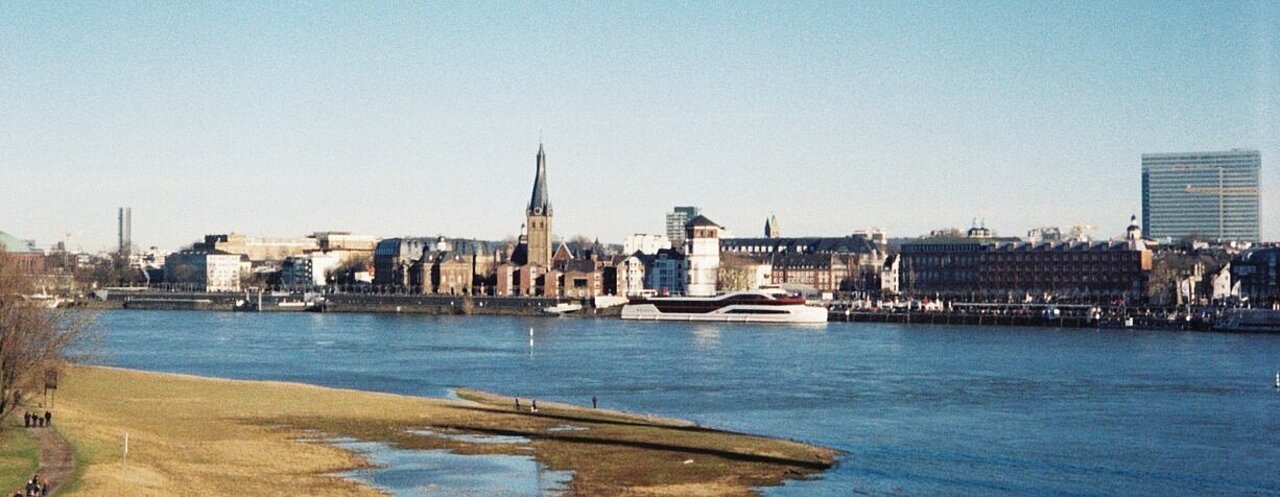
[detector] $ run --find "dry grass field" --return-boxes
[0,421,40,492]
[51,365,836,496]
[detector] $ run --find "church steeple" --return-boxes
[525,143,553,268]
[527,143,552,216]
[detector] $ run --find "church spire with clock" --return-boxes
[526,143,553,267]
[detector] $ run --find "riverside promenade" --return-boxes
[82,289,1257,332]
[84,289,589,316]
[829,306,1220,331]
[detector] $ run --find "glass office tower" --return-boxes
[1141,149,1260,243]
[666,206,701,250]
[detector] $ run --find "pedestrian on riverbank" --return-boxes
[40,478,48,497]
[44,411,50,426]
[23,412,29,428]
[515,397,520,410]
[592,396,597,409]
[531,399,538,412]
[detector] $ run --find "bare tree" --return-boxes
[717,267,753,292]
[0,249,92,426]
[329,253,373,285]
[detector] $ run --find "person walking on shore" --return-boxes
[531,400,538,413]
[515,397,520,410]
[43,411,50,427]
[592,396,597,409]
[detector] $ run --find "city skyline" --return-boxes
[2,2,1277,251]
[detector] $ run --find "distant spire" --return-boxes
[527,144,552,216]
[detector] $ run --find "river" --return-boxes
[88,310,1280,496]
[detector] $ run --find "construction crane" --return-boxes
[61,230,80,266]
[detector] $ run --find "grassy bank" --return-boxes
[53,365,835,496]
[0,422,39,491]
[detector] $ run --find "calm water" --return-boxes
[89,310,1280,496]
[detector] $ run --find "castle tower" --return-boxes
[526,144,553,267]
[686,215,722,297]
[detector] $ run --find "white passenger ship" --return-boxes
[621,288,828,324]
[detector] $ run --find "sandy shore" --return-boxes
[50,365,836,496]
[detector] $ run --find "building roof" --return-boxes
[653,248,685,260]
[509,240,529,265]
[720,252,770,266]
[0,231,36,253]
[772,253,843,269]
[560,259,597,274]
[722,236,879,255]
[988,241,1138,252]
[687,215,720,228]
[527,143,552,216]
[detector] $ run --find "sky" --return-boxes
[2,1,1277,252]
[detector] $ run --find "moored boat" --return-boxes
[1213,309,1280,333]
[543,302,584,315]
[621,288,827,324]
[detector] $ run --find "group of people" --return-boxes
[513,396,599,412]
[12,474,49,497]
[23,411,51,428]
[514,397,538,412]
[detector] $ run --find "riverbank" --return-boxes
[832,310,1215,331]
[50,365,835,496]
[81,291,624,318]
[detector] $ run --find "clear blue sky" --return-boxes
[2,1,1277,251]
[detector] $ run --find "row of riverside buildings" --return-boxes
[9,148,1275,307]
[891,219,1152,304]
[367,146,890,299]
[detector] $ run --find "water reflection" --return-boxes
[691,325,722,349]
[332,438,572,497]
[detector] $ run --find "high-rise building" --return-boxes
[118,207,132,255]
[526,144,553,267]
[1141,149,1260,243]
[665,206,700,250]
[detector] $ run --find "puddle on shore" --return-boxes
[411,428,531,444]
[547,425,589,432]
[441,388,482,405]
[330,437,573,497]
